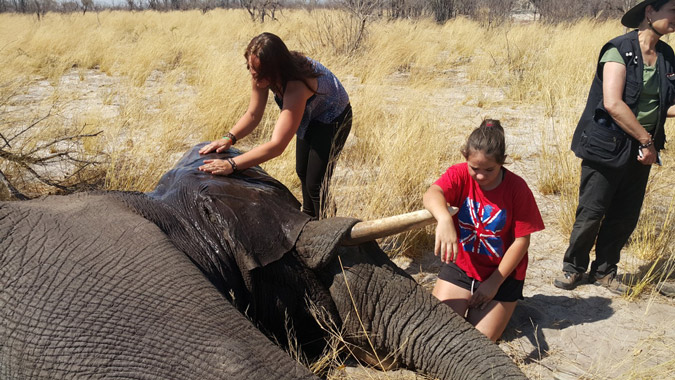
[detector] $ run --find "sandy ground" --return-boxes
[6,67,675,380]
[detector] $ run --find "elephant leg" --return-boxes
[0,194,319,380]
[321,242,526,380]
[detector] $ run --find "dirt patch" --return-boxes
[392,226,675,379]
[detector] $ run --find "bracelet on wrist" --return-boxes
[222,132,237,145]
[639,139,653,149]
[226,157,238,173]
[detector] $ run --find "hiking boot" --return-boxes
[553,271,584,290]
[590,273,629,295]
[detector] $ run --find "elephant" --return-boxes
[0,144,526,379]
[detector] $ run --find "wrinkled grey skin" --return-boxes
[0,145,525,379]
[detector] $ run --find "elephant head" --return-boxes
[0,144,525,379]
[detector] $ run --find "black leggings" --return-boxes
[296,105,352,218]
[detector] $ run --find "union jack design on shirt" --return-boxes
[457,198,507,258]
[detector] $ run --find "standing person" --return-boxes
[198,32,352,219]
[554,0,675,293]
[424,119,545,342]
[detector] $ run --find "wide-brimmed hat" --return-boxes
[622,0,663,28]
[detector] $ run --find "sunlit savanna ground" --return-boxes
[1,9,674,379]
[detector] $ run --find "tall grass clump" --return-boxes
[624,168,675,298]
[466,20,620,106]
[325,82,469,255]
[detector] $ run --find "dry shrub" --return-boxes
[0,80,107,197]
[296,9,370,58]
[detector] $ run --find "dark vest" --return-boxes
[571,30,675,155]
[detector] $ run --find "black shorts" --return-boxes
[438,261,524,302]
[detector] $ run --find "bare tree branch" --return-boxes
[0,133,10,149]
[0,168,29,200]
[25,129,102,156]
[1,107,54,149]
[14,160,71,191]
[1,100,106,197]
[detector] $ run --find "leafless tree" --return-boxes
[612,0,638,15]
[429,0,453,22]
[475,0,516,27]
[3,0,57,12]
[621,0,638,11]
[340,0,380,16]
[454,0,475,16]
[15,0,27,12]
[59,0,80,11]
[530,0,624,23]
[81,0,93,14]
[383,0,426,19]
[337,0,381,50]
[386,0,404,18]
[266,0,281,21]
[33,0,44,19]
[239,0,282,22]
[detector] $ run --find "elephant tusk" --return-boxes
[342,206,458,246]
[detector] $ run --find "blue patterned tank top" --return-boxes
[274,58,350,139]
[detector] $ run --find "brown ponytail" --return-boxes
[460,119,507,164]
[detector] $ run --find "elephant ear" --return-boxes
[134,143,312,273]
[295,217,359,269]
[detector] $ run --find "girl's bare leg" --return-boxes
[432,279,472,318]
[467,300,518,342]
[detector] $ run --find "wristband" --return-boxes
[226,157,238,172]
[638,139,653,150]
[222,132,237,145]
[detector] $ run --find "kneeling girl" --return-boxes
[423,119,544,342]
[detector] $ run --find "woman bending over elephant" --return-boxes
[198,32,352,219]
[423,120,545,342]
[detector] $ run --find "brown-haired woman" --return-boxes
[423,119,544,341]
[199,32,352,218]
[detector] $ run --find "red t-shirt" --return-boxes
[433,163,544,281]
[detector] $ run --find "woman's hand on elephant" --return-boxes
[468,278,498,310]
[199,138,232,155]
[434,221,459,264]
[637,145,657,165]
[199,159,233,175]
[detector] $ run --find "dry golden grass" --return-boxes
[2,10,675,377]
[2,9,674,267]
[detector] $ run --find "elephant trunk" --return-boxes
[323,242,526,380]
